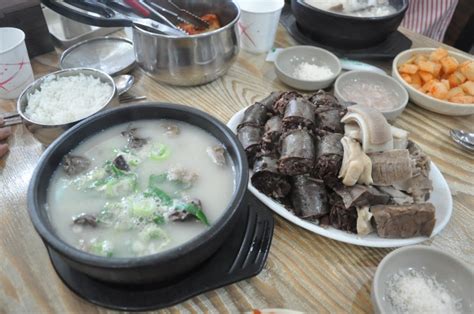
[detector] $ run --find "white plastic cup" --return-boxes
[236,0,285,54]
[0,27,34,99]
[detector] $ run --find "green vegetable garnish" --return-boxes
[130,197,156,218]
[150,144,170,161]
[89,240,113,257]
[176,203,209,226]
[153,214,165,225]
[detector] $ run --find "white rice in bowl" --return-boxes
[25,73,113,125]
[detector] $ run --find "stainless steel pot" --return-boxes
[42,0,240,87]
[132,0,240,86]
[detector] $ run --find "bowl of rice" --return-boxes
[17,68,118,146]
[274,46,341,91]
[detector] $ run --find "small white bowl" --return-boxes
[372,245,474,314]
[334,70,409,121]
[274,46,341,91]
[392,48,474,116]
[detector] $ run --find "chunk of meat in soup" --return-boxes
[121,126,148,149]
[207,145,227,166]
[63,154,91,176]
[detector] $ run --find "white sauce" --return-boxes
[340,79,401,111]
[47,120,235,258]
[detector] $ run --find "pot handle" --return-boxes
[41,0,133,28]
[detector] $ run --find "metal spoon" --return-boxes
[114,74,135,96]
[450,129,474,152]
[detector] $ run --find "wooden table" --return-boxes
[1,26,473,313]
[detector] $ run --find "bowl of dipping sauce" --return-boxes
[275,46,341,91]
[372,245,473,314]
[334,70,408,121]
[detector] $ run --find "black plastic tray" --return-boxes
[48,192,274,311]
[280,4,412,60]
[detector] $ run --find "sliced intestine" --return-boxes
[356,206,374,235]
[391,126,409,149]
[339,136,373,186]
[341,104,393,153]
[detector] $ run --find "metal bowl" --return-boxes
[132,0,240,86]
[17,68,118,146]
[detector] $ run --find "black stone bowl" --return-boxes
[27,103,249,285]
[291,0,408,49]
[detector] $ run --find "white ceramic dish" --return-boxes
[371,245,474,314]
[228,107,453,248]
[334,70,409,121]
[274,46,341,91]
[392,48,474,116]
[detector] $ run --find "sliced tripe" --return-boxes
[341,104,393,153]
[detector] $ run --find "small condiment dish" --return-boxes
[274,46,341,91]
[392,48,474,116]
[334,70,408,121]
[372,245,474,314]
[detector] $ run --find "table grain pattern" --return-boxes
[0,26,473,314]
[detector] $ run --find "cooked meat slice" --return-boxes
[332,183,390,208]
[261,116,282,155]
[313,133,343,183]
[278,129,315,176]
[113,155,130,171]
[393,174,433,203]
[252,156,291,199]
[316,109,345,134]
[391,126,409,149]
[376,186,414,205]
[307,90,340,113]
[290,176,329,220]
[206,145,226,166]
[368,149,413,186]
[328,191,357,233]
[237,125,263,166]
[339,136,373,186]
[273,91,302,115]
[73,213,97,227]
[167,166,198,184]
[121,126,148,149]
[408,140,431,177]
[356,206,374,235]
[341,104,393,153]
[282,98,315,130]
[237,103,269,129]
[371,203,436,238]
[257,91,283,112]
[63,154,91,176]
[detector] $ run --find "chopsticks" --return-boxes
[0,112,22,127]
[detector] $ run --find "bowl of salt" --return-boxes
[274,45,341,91]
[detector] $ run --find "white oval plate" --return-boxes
[228,107,453,248]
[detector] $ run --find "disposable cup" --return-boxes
[0,27,35,99]
[236,0,285,54]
